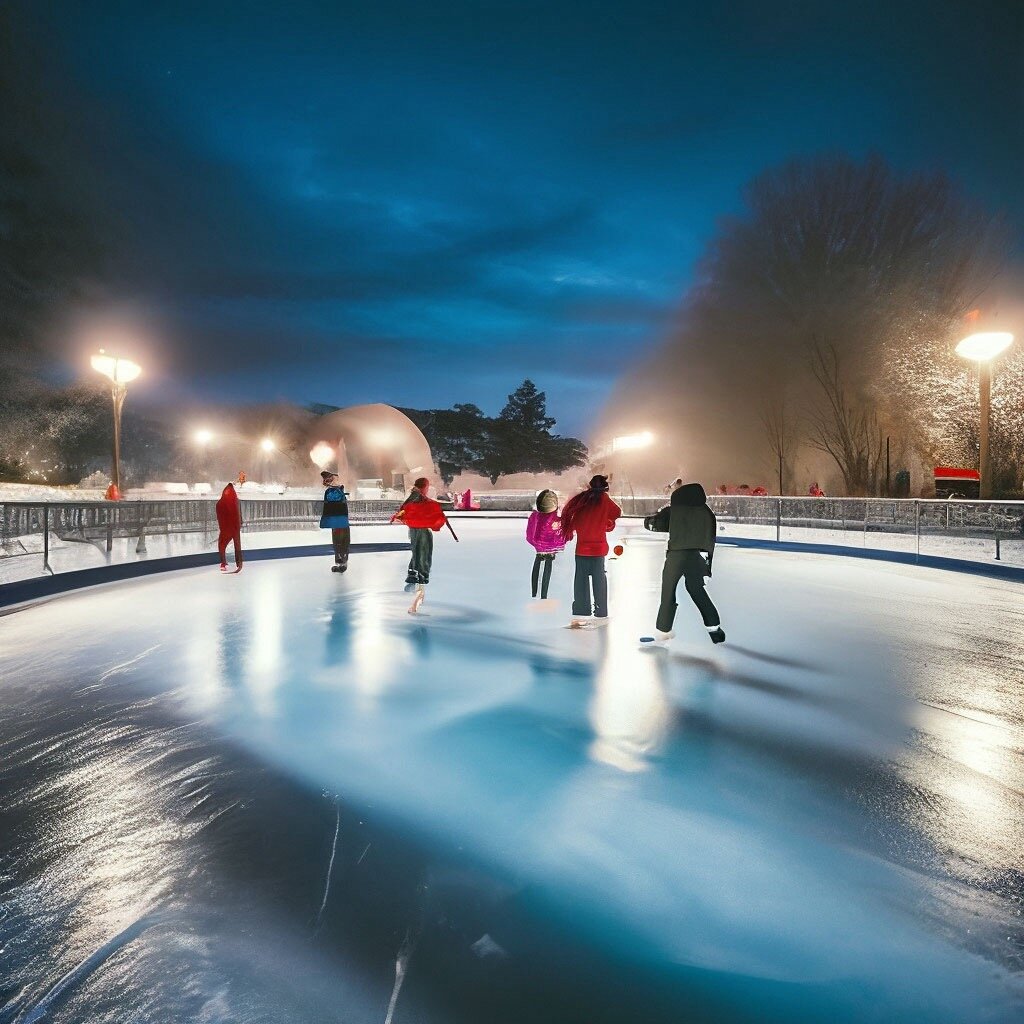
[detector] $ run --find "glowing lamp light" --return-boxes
[260,438,276,453]
[195,429,214,445]
[90,350,141,384]
[309,441,335,468]
[611,431,654,452]
[955,332,1014,362]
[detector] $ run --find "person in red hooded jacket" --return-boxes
[559,475,620,627]
[390,477,449,610]
[216,482,243,571]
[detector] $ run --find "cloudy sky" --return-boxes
[10,0,1023,435]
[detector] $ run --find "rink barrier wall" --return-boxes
[716,535,1024,584]
[0,542,407,610]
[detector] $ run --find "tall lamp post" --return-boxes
[90,350,142,498]
[954,331,1013,499]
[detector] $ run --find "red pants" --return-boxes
[218,529,242,567]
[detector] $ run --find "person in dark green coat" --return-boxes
[644,482,724,643]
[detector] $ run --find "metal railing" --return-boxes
[0,498,402,579]
[3,494,1023,583]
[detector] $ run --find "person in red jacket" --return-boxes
[215,482,243,571]
[559,475,621,627]
[390,476,450,612]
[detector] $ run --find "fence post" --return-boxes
[776,497,781,543]
[43,504,53,575]
[915,500,921,564]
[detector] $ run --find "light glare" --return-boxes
[611,431,654,452]
[955,332,1014,362]
[309,441,335,468]
[91,350,142,384]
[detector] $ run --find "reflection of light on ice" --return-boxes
[352,589,396,701]
[588,634,670,773]
[930,709,1016,868]
[248,575,282,716]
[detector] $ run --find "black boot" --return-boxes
[709,627,726,644]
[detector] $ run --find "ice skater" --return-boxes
[525,489,564,599]
[319,471,350,573]
[642,482,724,644]
[391,477,454,613]
[215,481,243,572]
[559,475,621,627]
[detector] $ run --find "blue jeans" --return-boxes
[572,555,608,617]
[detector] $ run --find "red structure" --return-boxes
[933,467,980,499]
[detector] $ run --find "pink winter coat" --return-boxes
[526,510,565,553]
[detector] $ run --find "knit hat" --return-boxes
[536,489,558,513]
[588,474,610,491]
[413,476,430,490]
[320,470,336,482]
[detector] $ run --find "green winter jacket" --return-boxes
[644,483,717,564]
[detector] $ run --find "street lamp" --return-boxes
[195,428,214,445]
[955,331,1014,499]
[90,349,141,498]
[260,437,276,453]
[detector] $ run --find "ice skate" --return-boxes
[569,616,591,629]
[709,626,726,644]
[331,564,347,573]
[404,574,419,593]
[640,630,674,645]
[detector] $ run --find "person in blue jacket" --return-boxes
[319,471,350,573]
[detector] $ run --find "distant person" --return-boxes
[642,482,724,644]
[665,476,683,495]
[216,481,243,572]
[525,489,565,599]
[319,471,350,573]
[391,476,451,612]
[559,475,621,627]
[808,482,826,497]
[456,488,480,511]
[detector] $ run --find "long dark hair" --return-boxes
[559,476,609,540]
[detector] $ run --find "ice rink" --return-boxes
[1,517,1022,1023]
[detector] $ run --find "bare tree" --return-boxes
[806,338,885,495]
[698,156,1006,494]
[759,390,797,494]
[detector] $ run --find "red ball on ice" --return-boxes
[613,544,624,556]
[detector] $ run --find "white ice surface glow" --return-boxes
[2,518,1022,1022]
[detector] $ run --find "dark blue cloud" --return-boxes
[11,0,1022,434]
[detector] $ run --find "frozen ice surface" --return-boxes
[0,518,1022,1023]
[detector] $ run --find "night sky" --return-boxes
[10,1,1023,435]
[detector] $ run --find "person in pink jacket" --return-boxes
[525,488,564,599]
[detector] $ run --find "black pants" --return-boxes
[407,528,433,584]
[331,527,350,568]
[656,549,720,633]
[572,555,608,618]
[531,553,556,598]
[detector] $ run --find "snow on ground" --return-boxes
[0,518,1021,1022]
